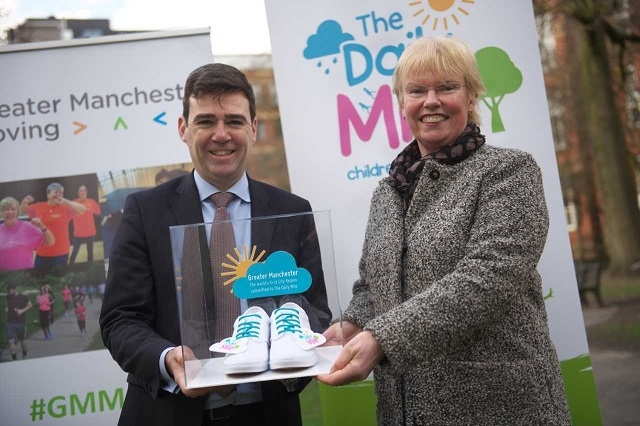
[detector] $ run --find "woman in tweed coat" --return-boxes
[317,36,571,425]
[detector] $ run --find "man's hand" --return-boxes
[316,331,384,386]
[165,346,228,398]
[20,195,34,215]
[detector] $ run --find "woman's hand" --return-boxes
[316,330,384,386]
[322,320,363,346]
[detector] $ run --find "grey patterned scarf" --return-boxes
[388,122,485,209]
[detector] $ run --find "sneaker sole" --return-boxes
[269,353,317,370]
[224,361,269,374]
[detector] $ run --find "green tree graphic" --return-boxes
[475,47,523,133]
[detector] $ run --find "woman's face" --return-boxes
[77,186,87,201]
[1,204,18,226]
[400,70,473,156]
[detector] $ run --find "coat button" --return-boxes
[429,170,440,180]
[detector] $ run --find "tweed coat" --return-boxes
[342,145,571,426]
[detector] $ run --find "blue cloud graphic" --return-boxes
[303,19,354,59]
[233,251,312,299]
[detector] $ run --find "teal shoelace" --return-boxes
[273,307,302,335]
[235,313,262,339]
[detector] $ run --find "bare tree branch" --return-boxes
[602,16,640,43]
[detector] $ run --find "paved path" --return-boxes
[1,298,103,361]
[590,350,640,426]
[582,302,640,426]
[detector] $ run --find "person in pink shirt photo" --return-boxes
[74,299,87,337]
[69,184,101,265]
[0,197,55,271]
[36,285,53,340]
[61,284,73,316]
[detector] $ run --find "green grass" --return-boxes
[591,323,640,338]
[587,323,640,351]
[600,276,640,301]
[300,380,377,426]
[585,275,640,352]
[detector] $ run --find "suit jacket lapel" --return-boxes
[170,173,205,226]
[248,177,276,254]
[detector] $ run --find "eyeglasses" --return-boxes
[404,82,466,99]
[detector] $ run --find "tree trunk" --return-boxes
[576,20,640,275]
[561,17,607,262]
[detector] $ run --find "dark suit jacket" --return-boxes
[99,173,331,426]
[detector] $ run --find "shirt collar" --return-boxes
[193,170,251,203]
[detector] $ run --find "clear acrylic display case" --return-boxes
[169,211,343,388]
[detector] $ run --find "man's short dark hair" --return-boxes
[7,283,17,291]
[182,63,256,122]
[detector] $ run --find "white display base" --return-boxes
[185,345,342,388]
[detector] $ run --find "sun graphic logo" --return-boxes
[231,251,313,299]
[409,0,475,31]
[220,245,266,293]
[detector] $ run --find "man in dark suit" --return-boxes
[99,63,331,426]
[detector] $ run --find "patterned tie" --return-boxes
[210,192,241,341]
[210,192,240,397]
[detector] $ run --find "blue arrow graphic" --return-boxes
[153,112,167,125]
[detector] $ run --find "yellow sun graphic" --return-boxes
[220,245,266,292]
[409,0,475,31]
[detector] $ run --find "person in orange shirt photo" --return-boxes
[20,182,86,268]
[69,185,101,264]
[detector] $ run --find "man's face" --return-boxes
[178,92,257,191]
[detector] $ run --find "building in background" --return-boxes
[6,17,137,43]
[220,55,290,192]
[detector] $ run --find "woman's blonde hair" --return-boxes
[0,197,19,212]
[392,36,485,125]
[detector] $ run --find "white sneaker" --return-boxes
[269,302,318,370]
[212,306,270,374]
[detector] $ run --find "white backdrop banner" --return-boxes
[0,29,213,425]
[265,0,599,423]
[0,29,212,181]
